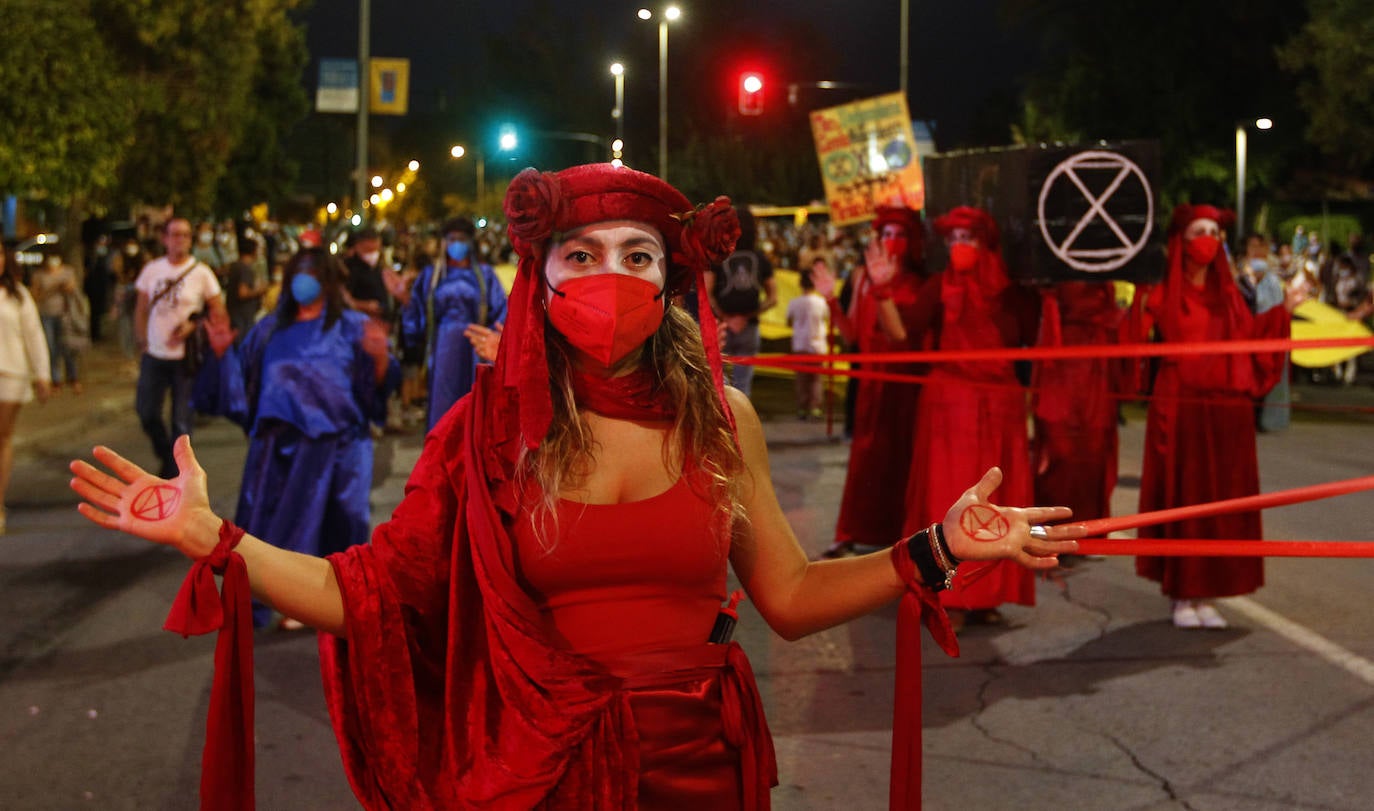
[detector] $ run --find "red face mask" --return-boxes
[881,236,909,262]
[948,243,979,273]
[1184,234,1221,267]
[547,273,666,367]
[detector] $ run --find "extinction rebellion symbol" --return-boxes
[1036,150,1153,273]
[131,483,181,522]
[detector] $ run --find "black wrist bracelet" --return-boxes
[906,527,955,592]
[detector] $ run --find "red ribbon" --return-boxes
[1077,539,1374,557]
[888,540,959,811]
[728,334,1374,366]
[163,520,254,811]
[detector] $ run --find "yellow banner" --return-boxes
[369,58,410,115]
[809,92,924,226]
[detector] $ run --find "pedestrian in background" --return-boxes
[30,250,83,394]
[706,206,776,396]
[134,218,229,478]
[401,216,507,431]
[785,264,829,419]
[0,246,51,535]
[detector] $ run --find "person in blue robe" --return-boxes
[402,217,507,431]
[210,247,399,628]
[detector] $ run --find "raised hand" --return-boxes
[69,436,222,560]
[940,467,1082,569]
[863,238,899,288]
[463,322,503,362]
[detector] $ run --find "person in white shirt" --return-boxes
[786,262,831,419]
[0,246,51,534]
[134,218,229,477]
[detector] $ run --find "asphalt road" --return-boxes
[3,375,1373,810]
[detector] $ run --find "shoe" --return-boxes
[1194,602,1229,629]
[1172,600,1201,629]
[809,408,824,419]
[965,608,1005,627]
[70,381,84,395]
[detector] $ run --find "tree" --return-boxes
[1006,0,1306,206]
[1278,0,1374,174]
[214,2,311,216]
[0,0,134,218]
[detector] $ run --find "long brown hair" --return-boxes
[0,246,18,298]
[518,303,746,547]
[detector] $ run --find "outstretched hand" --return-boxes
[941,467,1082,570]
[69,435,222,560]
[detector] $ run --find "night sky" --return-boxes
[301,0,1034,149]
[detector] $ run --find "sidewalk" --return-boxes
[15,340,140,456]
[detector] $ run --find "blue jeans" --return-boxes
[722,320,761,396]
[135,354,193,478]
[40,315,79,384]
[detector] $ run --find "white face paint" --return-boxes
[542,220,667,303]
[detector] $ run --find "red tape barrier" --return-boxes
[731,335,1374,367]
[1075,539,1374,557]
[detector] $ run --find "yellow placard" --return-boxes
[369,58,410,116]
[1290,298,1373,368]
[809,92,924,226]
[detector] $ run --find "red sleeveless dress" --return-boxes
[512,474,761,809]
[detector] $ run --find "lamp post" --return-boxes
[1235,116,1273,252]
[638,6,681,180]
[355,0,371,218]
[610,62,625,148]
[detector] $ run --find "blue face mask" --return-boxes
[291,272,322,306]
[446,239,471,263]
[1249,258,1268,272]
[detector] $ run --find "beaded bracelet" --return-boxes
[904,523,959,591]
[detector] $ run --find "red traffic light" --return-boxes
[739,72,764,116]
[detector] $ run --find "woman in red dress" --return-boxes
[904,206,1044,627]
[1124,204,1303,629]
[814,206,939,557]
[70,166,1080,809]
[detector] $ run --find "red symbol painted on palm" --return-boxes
[130,484,181,522]
[959,504,1008,541]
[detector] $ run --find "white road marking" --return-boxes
[1226,596,1374,686]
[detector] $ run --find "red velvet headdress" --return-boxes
[500,163,740,448]
[932,205,1001,252]
[871,205,925,268]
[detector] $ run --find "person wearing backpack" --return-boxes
[705,206,776,396]
[134,218,229,478]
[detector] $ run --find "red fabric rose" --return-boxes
[678,196,740,268]
[503,169,563,247]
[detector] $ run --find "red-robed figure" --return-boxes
[904,207,1044,626]
[1123,204,1303,629]
[815,207,938,557]
[1032,281,1125,527]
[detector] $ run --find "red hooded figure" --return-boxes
[828,206,940,555]
[903,206,1043,622]
[1123,203,1292,628]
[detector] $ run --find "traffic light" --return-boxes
[738,72,764,116]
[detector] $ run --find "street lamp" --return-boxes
[638,5,681,180]
[1235,117,1273,252]
[610,62,625,149]
[451,143,485,208]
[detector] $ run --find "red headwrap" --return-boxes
[1153,203,1257,393]
[933,205,1001,252]
[500,163,741,448]
[931,206,1010,320]
[871,205,925,268]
